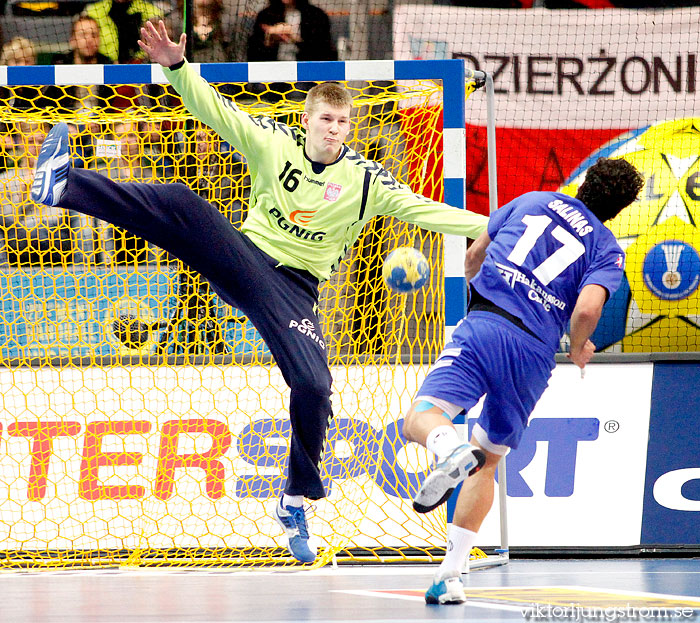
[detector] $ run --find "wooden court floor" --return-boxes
[1,559,699,622]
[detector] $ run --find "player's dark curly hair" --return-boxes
[575,157,645,223]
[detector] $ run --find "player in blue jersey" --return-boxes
[30,21,488,564]
[401,157,644,604]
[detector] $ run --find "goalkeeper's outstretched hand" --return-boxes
[138,20,186,68]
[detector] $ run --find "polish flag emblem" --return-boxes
[324,183,342,202]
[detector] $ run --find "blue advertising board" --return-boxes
[0,267,267,359]
[641,362,700,544]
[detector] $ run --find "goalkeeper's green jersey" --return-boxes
[164,61,488,282]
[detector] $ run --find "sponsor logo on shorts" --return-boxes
[289,318,326,350]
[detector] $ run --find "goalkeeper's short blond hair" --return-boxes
[305,82,353,115]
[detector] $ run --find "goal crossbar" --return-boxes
[0,59,507,570]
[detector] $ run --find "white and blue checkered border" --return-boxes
[0,59,467,127]
[2,58,473,333]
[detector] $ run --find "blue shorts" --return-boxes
[417,311,555,451]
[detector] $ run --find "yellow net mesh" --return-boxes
[0,78,478,569]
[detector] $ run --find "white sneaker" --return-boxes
[425,570,466,605]
[413,442,486,513]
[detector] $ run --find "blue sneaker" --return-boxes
[31,122,70,206]
[425,570,466,605]
[274,498,317,563]
[413,442,486,514]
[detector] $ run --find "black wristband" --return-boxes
[168,59,185,71]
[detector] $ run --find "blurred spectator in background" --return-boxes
[49,17,119,114]
[0,131,14,173]
[90,120,168,264]
[247,0,336,102]
[191,126,248,224]
[446,1,533,5]
[247,0,336,62]
[0,38,54,110]
[92,121,164,182]
[54,16,112,66]
[0,122,80,267]
[82,3,173,116]
[0,36,34,66]
[84,0,162,63]
[191,0,230,62]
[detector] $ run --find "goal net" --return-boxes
[0,60,482,569]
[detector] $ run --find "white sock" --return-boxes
[439,524,477,576]
[426,425,461,461]
[282,494,303,508]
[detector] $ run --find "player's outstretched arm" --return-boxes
[567,284,607,370]
[138,20,186,68]
[464,231,490,284]
[375,185,488,241]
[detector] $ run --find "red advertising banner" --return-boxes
[394,6,698,214]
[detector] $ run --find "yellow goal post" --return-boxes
[0,59,506,570]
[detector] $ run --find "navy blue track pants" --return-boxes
[60,168,332,500]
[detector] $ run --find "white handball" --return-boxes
[382,247,430,293]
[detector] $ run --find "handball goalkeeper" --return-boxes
[30,20,487,564]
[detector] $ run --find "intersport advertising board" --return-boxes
[0,362,672,549]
